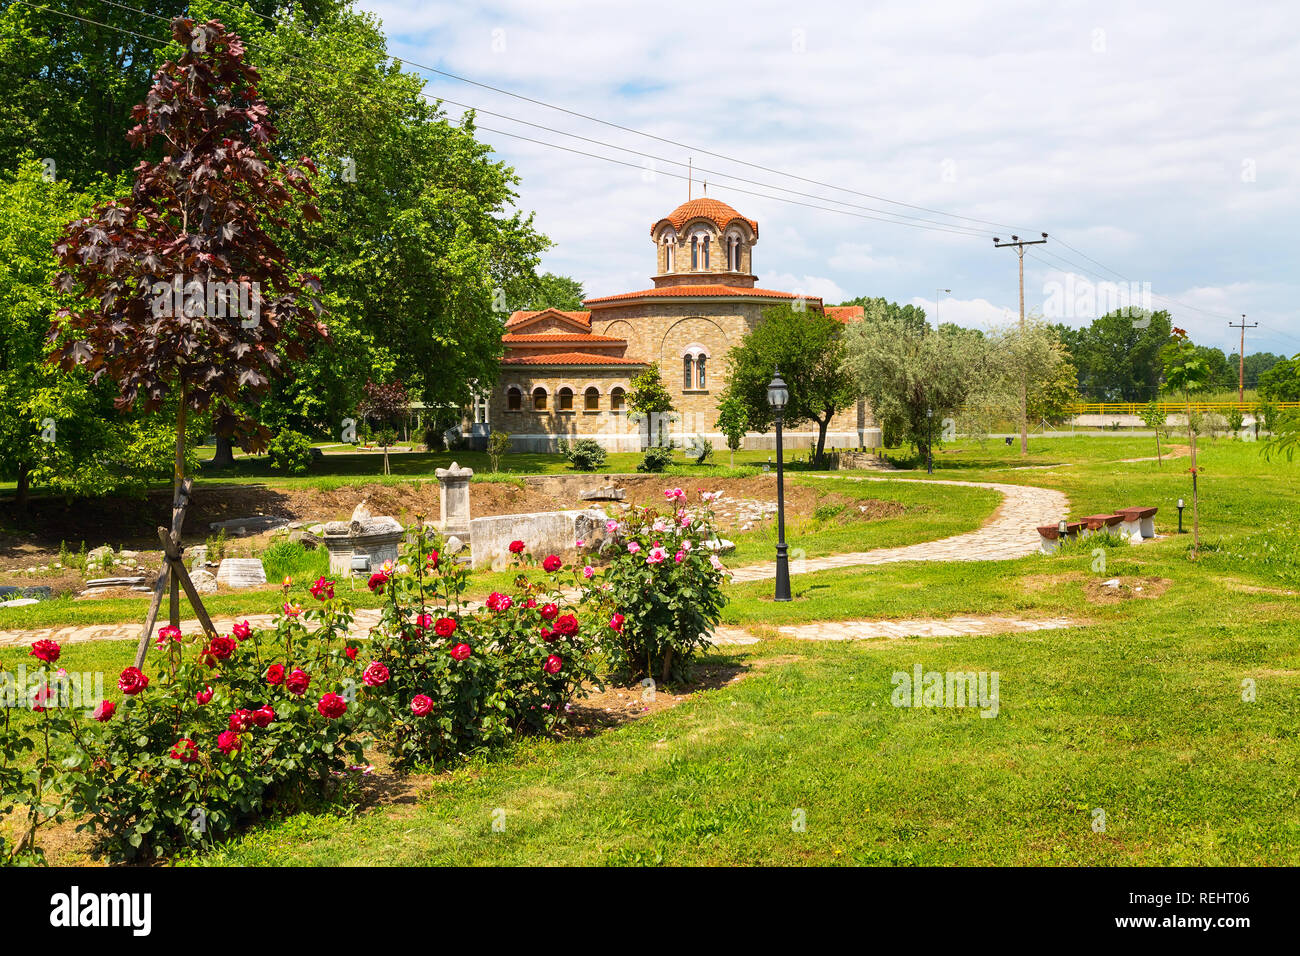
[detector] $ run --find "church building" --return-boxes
[486,197,873,452]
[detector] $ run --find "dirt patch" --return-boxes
[1083,576,1172,605]
[565,659,751,734]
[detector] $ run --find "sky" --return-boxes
[358,0,1300,358]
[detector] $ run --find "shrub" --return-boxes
[687,435,713,465]
[637,444,676,473]
[583,488,729,682]
[62,600,374,861]
[488,430,511,473]
[565,438,607,471]
[267,428,313,475]
[363,527,599,769]
[1227,407,1245,434]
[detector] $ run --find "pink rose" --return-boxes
[627,541,641,554]
[362,661,390,687]
[410,694,433,716]
[450,643,472,661]
[674,550,685,563]
[155,624,182,647]
[583,565,594,579]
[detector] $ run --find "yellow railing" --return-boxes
[1069,401,1300,415]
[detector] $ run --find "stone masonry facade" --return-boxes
[489,198,876,453]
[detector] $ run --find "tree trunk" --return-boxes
[1155,431,1162,465]
[174,389,187,506]
[814,417,829,464]
[15,461,30,516]
[211,433,236,468]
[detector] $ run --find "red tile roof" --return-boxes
[826,305,865,323]
[502,333,627,345]
[586,285,820,306]
[504,309,591,330]
[501,351,647,366]
[652,198,758,238]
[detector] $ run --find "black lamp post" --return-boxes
[769,367,792,602]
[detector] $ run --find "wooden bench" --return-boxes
[1117,506,1158,541]
[1037,521,1083,553]
[1080,513,1124,536]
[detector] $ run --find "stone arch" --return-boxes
[659,317,729,366]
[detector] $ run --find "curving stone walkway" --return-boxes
[727,476,1068,584]
[0,477,1067,651]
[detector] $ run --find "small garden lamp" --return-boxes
[1177,498,1185,533]
[1058,519,1068,539]
[768,367,792,602]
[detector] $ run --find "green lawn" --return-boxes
[7,434,1298,865]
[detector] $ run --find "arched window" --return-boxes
[728,236,741,271]
[584,386,600,411]
[610,387,626,412]
[558,387,574,411]
[506,386,521,411]
[701,234,710,269]
[690,236,698,270]
[696,354,707,389]
[664,237,675,271]
[683,355,694,390]
[532,387,547,411]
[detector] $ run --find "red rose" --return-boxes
[92,700,115,722]
[486,591,512,612]
[434,616,457,638]
[415,613,433,631]
[362,661,390,687]
[553,614,579,637]
[118,667,149,695]
[539,603,559,621]
[253,705,276,728]
[217,730,242,754]
[266,663,285,685]
[426,550,440,569]
[310,576,335,601]
[228,709,255,732]
[367,571,389,594]
[523,597,537,609]
[540,625,555,643]
[285,668,310,695]
[232,620,253,641]
[317,693,347,719]
[205,636,236,661]
[508,540,525,554]
[410,694,433,716]
[196,685,214,705]
[344,646,358,660]
[542,554,562,573]
[609,613,625,632]
[170,738,198,763]
[30,640,60,664]
[543,654,563,675]
[450,643,472,661]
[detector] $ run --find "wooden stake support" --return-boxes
[132,477,217,669]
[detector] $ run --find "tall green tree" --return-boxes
[627,364,674,448]
[836,296,928,334]
[0,158,177,510]
[723,305,855,461]
[844,316,991,461]
[1051,310,1174,401]
[519,273,585,312]
[714,394,748,467]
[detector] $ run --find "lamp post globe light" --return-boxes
[768,367,792,602]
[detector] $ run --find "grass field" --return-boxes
[4,434,1297,865]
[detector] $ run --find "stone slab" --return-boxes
[215,558,266,589]
[208,515,289,536]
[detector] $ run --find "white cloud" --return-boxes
[357,0,1300,355]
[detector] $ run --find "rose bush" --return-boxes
[362,527,599,770]
[581,488,729,682]
[59,590,379,862]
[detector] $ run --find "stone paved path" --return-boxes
[772,615,1075,641]
[0,477,1066,651]
[726,476,1068,584]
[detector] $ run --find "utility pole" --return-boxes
[1229,315,1257,404]
[994,233,1048,455]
